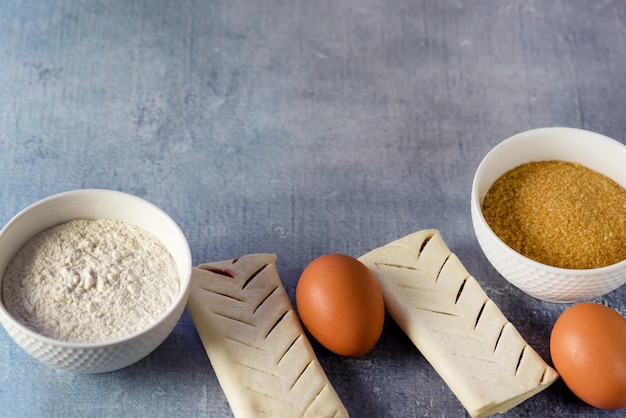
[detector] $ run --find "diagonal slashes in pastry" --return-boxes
[358,230,559,418]
[187,253,349,418]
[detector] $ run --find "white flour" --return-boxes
[1,219,179,343]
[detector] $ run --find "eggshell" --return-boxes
[296,253,385,356]
[550,302,626,410]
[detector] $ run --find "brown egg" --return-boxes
[296,253,385,356]
[550,302,626,410]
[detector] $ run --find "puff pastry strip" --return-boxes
[358,230,558,418]
[188,254,349,418]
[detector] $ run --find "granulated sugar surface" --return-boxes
[1,219,179,343]
[482,160,626,269]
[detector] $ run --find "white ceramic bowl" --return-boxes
[471,127,626,303]
[0,189,192,373]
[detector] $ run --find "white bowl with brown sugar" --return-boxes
[471,127,626,303]
[0,189,192,372]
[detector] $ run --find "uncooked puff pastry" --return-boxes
[187,254,349,418]
[358,230,559,418]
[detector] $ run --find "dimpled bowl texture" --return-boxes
[471,127,626,303]
[0,189,192,373]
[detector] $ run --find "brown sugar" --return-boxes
[481,160,626,269]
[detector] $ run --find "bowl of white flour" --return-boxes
[0,189,192,373]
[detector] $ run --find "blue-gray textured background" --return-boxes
[0,0,624,416]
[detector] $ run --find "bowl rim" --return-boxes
[471,126,626,274]
[0,188,192,348]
